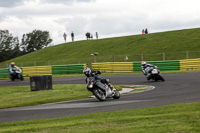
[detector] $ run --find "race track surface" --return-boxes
[0,72,200,123]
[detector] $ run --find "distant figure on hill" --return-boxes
[86,32,90,40]
[96,32,98,39]
[63,32,67,42]
[71,31,74,42]
[145,28,148,34]
[142,29,145,34]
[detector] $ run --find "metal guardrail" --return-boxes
[0,64,86,78]
[92,62,133,73]
[180,58,200,71]
[0,59,200,78]
[92,58,200,73]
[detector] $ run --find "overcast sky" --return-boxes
[1,0,200,45]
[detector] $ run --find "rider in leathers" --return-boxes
[83,67,114,90]
[8,62,22,78]
[141,61,156,80]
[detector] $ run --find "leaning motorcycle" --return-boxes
[9,68,24,81]
[86,77,120,101]
[147,67,165,81]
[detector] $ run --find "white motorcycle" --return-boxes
[9,68,24,81]
[146,67,165,81]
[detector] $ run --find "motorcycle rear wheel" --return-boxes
[11,76,15,81]
[93,88,106,101]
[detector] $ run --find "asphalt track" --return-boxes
[0,72,200,123]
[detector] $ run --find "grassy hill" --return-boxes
[1,28,200,68]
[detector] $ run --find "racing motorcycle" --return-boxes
[9,68,24,81]
[147,67,165,81]
[86,77,120,101]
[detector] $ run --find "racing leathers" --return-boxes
[8,64,22,78]
[85,70,114,89]
[141,63,156,80]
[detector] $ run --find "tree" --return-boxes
[0,30,20,62]
[21,29,53,53]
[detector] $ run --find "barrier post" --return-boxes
[141,54,143,61]
[186,51,189,59]
[113,56,115,62]
[163,52,165,61]
[78,58,80,64]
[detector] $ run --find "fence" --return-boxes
[0,51,199,69]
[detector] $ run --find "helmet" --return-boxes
[11,62,15,65]
[141,61,146,66]
[83,67,91,76]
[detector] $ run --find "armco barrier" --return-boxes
[22,66,52,77]
[0,68,9,78]
[1,59,199,77]
[133,60,180,72]
[180,58,200,71]
[92,61,180,73]
[92,62,133,72]
[0,64,87,78]
[52,64,86,75]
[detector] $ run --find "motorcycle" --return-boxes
[146,67,165,81]
[86,76,120,101]
[9,68,24,81]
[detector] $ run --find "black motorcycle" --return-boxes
[86,76,120,101]
[9,68,24,81]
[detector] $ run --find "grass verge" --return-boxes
[0,102,200,133]
[0,84,122,109]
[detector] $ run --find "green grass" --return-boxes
[0,84,122,109]
[1,28,200,68]
[0,102,200,133]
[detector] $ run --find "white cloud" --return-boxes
[0,0,200,45]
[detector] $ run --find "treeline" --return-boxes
[0,29,53,62]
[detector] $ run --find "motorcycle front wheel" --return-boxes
[11,76,15,81]
[157,74,165,81]
[112,90,120,99]
[93,87,106,101]
[20,76,24,81]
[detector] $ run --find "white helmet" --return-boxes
[83,67,91,76]
[141,61,147,66]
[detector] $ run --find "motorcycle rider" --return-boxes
[8,62,22,79]
[141,61,156,80]
[83,67,114,90]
